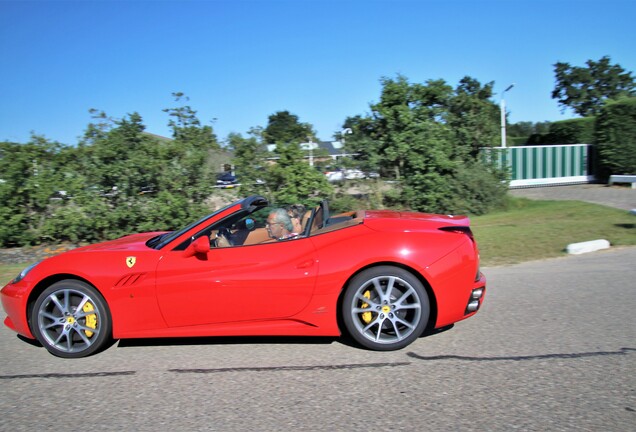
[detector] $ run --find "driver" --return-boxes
[266,208,299,240]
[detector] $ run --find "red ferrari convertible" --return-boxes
[1,196,486,358]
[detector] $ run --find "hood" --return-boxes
[67,232,168,254]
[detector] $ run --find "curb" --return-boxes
[566,239,611,255]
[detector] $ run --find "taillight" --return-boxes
[439,226,474,242]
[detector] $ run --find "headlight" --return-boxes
[12,261,41,284]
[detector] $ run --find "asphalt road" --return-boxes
[1,247,635,431]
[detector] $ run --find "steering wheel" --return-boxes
[214,227,233,247]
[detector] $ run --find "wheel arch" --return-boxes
[335,261,438,335]
[26,274,107,332]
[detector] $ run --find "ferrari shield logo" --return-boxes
[126,256,136,268]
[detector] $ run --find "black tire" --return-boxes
[342,266,430,351]
[31,280,112,358]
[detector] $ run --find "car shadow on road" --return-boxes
[116,327,455,350]
[17,334,42,347]
[16,324,457,353]
[117,335,341,349]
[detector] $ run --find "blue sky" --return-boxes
[1,0,635,145]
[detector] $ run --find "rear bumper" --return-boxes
[433,269,486,329]
[465,272,486,316]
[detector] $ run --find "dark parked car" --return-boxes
[216,172,238,188]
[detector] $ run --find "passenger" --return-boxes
[266,208,299,240]
[286,204,306,234]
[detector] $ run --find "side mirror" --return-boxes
[183,236,210,258]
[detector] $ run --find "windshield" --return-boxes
[146,200,240,250]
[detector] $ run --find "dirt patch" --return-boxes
[0,243,79,265]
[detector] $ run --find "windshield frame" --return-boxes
[146,195,268,250]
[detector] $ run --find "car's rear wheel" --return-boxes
[342,266,429,351]
[31,280,111,358]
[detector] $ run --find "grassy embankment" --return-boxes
[472,198,636,266]
[1,198,635,286]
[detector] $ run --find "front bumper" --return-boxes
[1,281,35,339]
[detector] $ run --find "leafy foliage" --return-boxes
[266,142,332,206]
[230,113,332,207]
[552,56,635,117]
[507,121,552,138]
[522,118,596,145]
[595,97,636,175]
[0,96,226,247]
[0,137,66,245]
[227,131,270,197]
[503,121,553,146]
[262,111,316,144]
[448,77,500,156]
[4,53,635,250]
[344,74,507,214]
[543,118,596,145]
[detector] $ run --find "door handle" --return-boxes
[296,259,315,269]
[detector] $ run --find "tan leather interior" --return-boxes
[243,227,274,245]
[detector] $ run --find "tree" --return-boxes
[342,114,383,174]
[53,101,222,241]
[227,131,270,196]
[448,76,500,157]
[354,75,455,180]
[0,137,66,245]
[81,112,155,197]
[267,141,332,206]
[507,121,551,137]
[163,92,220,148]
[162,93,223,203]
[0,95,233,247]
[262,111,316,144]
[342,74,507,214]
[552,56,635,117]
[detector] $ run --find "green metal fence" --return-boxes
[481,144,596,188]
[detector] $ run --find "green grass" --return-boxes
[472,198,636,266]
[0,264,25,287]
[1,198,635,282]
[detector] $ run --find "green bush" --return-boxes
[595,97,636,176]
[329,193,366,215]
[549,117,596,144]
[507,136,529,146]
[446,162,509,215]
[528,117,596,145]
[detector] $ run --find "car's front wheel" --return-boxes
[342,266,430,351]
[31,280,111,358]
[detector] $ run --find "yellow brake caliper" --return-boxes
[361,290,373,324]
[83,302,97,338]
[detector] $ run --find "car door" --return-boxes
[155,237,318,328]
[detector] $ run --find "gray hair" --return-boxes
[270,208,294,232]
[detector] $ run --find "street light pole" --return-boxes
[500,83,515,148]
[340,128,352,161]
[308,137,314,167]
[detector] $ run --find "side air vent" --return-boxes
[114,273,147,288]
